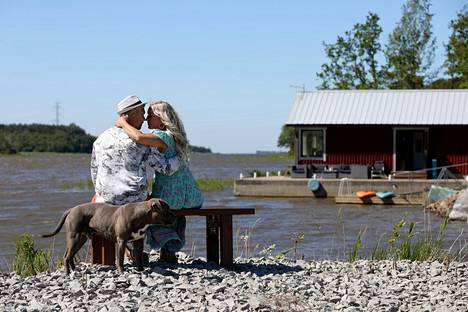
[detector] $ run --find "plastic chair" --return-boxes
[371,160,386,179]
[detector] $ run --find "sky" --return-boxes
[0,1,465,153]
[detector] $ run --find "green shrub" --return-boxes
[13,233,50,276]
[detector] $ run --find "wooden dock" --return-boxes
[335,196,422,205]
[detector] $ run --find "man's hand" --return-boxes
[115,115,128,128]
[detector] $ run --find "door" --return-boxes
[395,130,427,171]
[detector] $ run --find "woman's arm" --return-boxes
[116,116,167,152]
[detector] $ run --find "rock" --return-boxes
[449,188,468,221]
[0,255,466,311]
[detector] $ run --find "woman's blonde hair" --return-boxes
[150,101,189,161]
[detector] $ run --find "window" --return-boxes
[300,129,325,159]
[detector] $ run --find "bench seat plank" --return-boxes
[174,208,255,216]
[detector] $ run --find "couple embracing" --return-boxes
[91,95,203,263]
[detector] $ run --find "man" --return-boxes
[90,95,180,265]
[91,95,180,205]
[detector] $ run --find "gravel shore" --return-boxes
[1,253,467,311]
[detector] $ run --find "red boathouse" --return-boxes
[286,90,468,178]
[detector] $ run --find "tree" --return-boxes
[316,12,387,89]
[445,5,468,88]
[385,0,437,89]
[277,125,295,154]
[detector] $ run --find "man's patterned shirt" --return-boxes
[90,127,180,205]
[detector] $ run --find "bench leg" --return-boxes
[220,215,233,268]
[91,236,115,265]
[206,216,219,264]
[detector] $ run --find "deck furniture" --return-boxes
[371,160,387,179]
[91,207,255,268]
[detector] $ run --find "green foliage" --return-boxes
[445,5,468,88]
[188,145,212,153]
[13,233,50,277]
[0,132,13,153]
[426,77,462,89]
[385,0,437,88]
[365,218,455,262]
[277,125,295,155]
[196,177,233,192]
[316,12,387,89]
[0,123,96,153]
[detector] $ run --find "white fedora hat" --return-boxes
[117,95,147,115]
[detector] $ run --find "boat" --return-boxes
[376,191,395,199]
[356,191,376,199]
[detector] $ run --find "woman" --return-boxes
[117,101,203,263]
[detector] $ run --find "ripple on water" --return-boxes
[1,153,468,272]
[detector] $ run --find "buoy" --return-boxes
[307,179,321,192]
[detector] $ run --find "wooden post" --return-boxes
[91,236,115,265]
[220,215,233,268]
[206,216,219,264]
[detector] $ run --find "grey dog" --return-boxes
[42,198,176,274]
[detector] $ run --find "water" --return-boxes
[1,153,467,271]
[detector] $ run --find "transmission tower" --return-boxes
[54,102,61,125]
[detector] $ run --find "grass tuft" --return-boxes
[366,217,463,262]
[196,178,234,192]
[13,233,50,276]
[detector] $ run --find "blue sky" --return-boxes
[0,1,464,153]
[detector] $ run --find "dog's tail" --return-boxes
[41,209,71,238]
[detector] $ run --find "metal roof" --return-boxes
[286,89,468,125]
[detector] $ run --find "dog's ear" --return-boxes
[150,198,171,212]
[158,199,171,210]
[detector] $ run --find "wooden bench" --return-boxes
[91,207,255,268]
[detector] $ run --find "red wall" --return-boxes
[298,125,393,168]
[430,126,468,175]
[297,125,468,175]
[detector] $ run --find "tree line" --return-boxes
[278,0,467,153]
[0,123,212,154]
[0,123,97,153]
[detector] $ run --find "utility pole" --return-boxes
[54,102,61,125]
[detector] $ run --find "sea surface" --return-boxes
[1,153,467,271]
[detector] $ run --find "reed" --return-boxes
[236,218,261,258]
[348,228,365,262]
[358,217,466,262]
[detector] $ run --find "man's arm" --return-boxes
[146,147,182,176]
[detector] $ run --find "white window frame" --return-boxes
[298,127,327,161]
